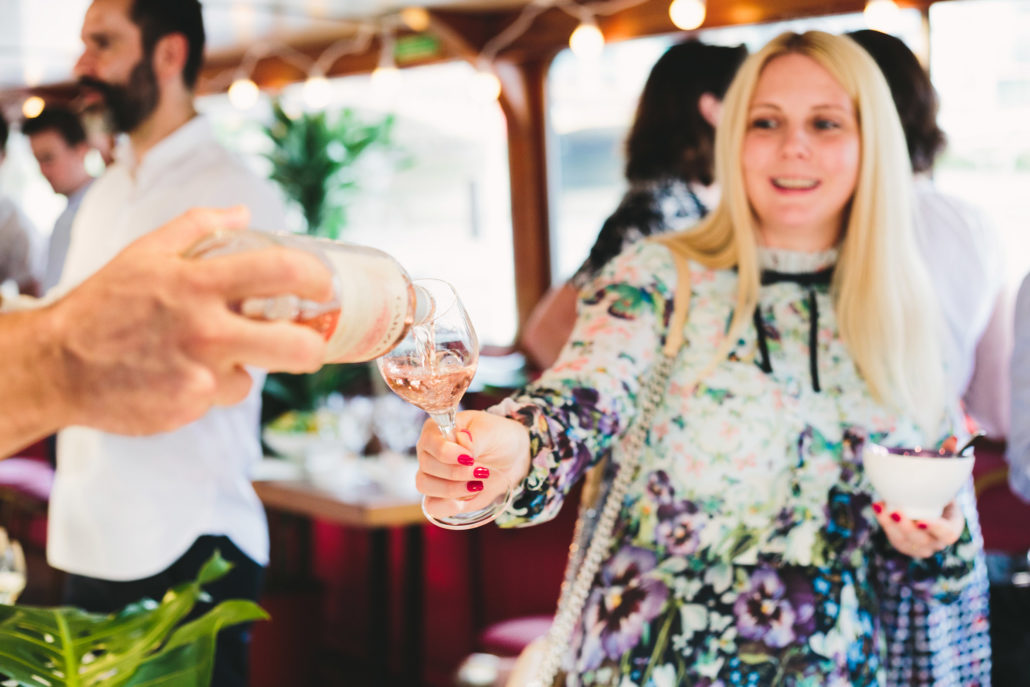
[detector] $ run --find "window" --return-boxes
[930,0,1030,287]
[203,61,517,347]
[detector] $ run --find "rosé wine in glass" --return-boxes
[376,279,513,529]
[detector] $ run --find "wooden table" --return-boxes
[253,478,423,528]
[253,471,425,685]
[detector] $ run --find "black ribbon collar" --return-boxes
[760,265,835,287]
[753,265,834,393]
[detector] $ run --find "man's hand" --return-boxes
[45,206,333,435]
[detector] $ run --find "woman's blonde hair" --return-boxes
[661,30,945,433]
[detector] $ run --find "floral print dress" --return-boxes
[493,241,978,687]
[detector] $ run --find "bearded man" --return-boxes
[51,2,288,684]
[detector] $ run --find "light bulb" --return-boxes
[371,65,401,95]
[281,98,303,120]
[669,0,706,31]
[21,96,45,119]
[303,75,331,110]
[569,19,604,59]
[228,77,260,110]
[400,7,431,32]
[864,0,901,32]
[471,69,501,102]
[22,62,44,88]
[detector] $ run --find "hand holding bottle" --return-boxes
[30,207,334,441]
[185,230,432,364]
[415,410,532,521]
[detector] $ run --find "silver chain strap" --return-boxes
[527,352,678,687]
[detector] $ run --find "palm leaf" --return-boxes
[0,552,265,687]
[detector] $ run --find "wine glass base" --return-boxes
[422,488,514,531]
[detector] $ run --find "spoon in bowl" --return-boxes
[955,431,986,457]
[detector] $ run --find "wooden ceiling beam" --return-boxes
[197,0,945,94]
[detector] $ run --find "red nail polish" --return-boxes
[917,522,928,530]
[473,467,490,479]
[890,512,901,523]
[872,503,883,514]
[460,429,473,442]
[466,480,484,492]
[457,455,474,466]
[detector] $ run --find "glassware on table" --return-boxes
[0,528,27,605]
[373,394,427,457]
[376,279,513,530]
[331,394,375,457]
[184,230,433,364]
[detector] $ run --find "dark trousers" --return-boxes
[989,583,1030,687]
[64,535,264,687]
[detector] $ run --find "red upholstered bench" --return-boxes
[0,456,54,500]
[0,449,60,604]
[455,616,554,687]
[0,456,54,549]
[478,615,552,657]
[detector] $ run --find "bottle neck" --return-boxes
[411,284,434,326]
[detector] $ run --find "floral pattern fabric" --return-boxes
[493,241,978,686]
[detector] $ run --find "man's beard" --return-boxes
[78,56,160,134]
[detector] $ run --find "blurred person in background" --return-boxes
[0,111,43,296]
[22,106,95,295]
[1003,270,1030,683]
[1010,276,1030,502]
[51,1,289,684]
[848,28,1012,687]
[520,39,747,370]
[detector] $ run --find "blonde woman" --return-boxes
[417,32,977,684]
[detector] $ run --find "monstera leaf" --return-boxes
[0,552,266,687]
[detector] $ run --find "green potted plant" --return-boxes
[260,101,402,426]
[0,553,260,686]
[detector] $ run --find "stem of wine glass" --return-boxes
[429,410,458,442]
[420,407,514,531]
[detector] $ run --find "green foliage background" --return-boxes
[261,101,403,423]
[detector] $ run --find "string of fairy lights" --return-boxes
[19,0,907,118]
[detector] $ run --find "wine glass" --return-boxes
[376,279,513,529]
[0,528,26,605]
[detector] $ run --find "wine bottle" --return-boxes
[184,230,433,363]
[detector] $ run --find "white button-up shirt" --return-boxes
[0,192,42,290]
[41,180,91,295]
[913,179,1006,434]
[50,116,288,580]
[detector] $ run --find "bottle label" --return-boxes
[320,247,411,363]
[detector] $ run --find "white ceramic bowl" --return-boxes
[862,443,974,520]
[261,428,340,461]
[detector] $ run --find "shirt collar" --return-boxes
[67,179,94,205]
[114,115,214,185]
[757,245,839,274]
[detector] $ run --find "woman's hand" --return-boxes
[415,410,532,520]
[873,500,965,559]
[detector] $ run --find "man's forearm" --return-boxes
[0,308,69,458]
